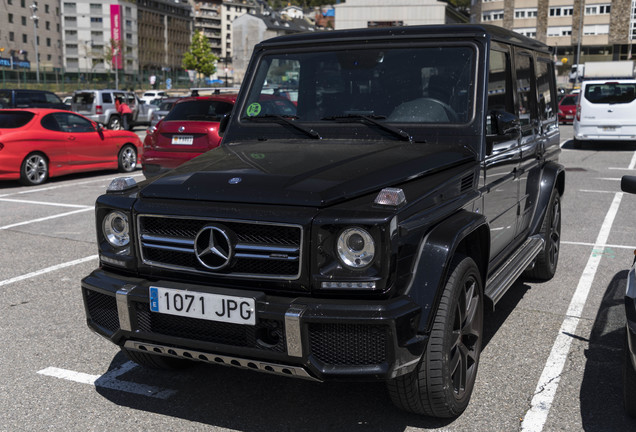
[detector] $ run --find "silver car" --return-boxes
[71,89,139,130]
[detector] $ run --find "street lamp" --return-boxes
[29,1,40,84]
[574,0,584,85]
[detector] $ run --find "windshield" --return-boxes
[242,45,475,124]
[584,83,636,104]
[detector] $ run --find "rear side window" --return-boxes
[536,59,556,121]
[584,83,636,104]
[0,111,35,128]
[102,92,113,104]
[15,91,46,107]
[165,100,233,122]
[514,51,537,126]
[73,93,95,104]
[44,92,63,104]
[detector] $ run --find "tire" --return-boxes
[107,115,122,130]
[19,153,49,186]
[387,255,483,417]
[526,188,561,280]
[118,144,137,173]
[624,330,636,417]
[121,347,191,370]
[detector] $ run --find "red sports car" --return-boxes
[0,108,142,186]
[141,94,237,178]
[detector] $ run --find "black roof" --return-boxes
[257,24,551,54]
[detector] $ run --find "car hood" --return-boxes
[139,139,476,207]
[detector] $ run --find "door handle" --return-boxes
[67,136,76,140]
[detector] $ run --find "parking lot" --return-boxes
[1,125,636,431]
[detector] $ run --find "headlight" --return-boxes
[103,211,130,247]
[336,227,375,269]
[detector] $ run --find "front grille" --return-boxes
[85,289,119,334]
[138,215,303,279]
[308,323,388,366]
[135,302,286,352]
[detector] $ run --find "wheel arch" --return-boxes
[528,161,565,236]
[404,209,489,334]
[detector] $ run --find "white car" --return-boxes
[140,90,167,105]
[573,79,636,147]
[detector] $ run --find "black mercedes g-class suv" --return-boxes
[82,24,564,417]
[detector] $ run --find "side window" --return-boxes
[487,49,513,134]
[102,92,113,104]
[41,114,62,131]
[536,59,557,121]
[45,92,62,104]
[54,113,95,132]
[514,51,537,127]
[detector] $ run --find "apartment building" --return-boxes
[472,0,634,63]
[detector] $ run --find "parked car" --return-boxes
[0,89,68,110]
[149,97,181,127]
[621,175,636,418]
[558,94,578,124]
[573,80,636,147]
[140,90,167,105]
[141,94,236,178]
[71,89,140,130]
[81,24,563,418]
[133,94,160,128]
[0,108,142,186]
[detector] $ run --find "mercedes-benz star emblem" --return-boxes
[228,177,242,184]
[178,126,185,132]
[194,226,233,270]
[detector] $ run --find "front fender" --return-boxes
[403,209,489,333]
[529,161,565,235]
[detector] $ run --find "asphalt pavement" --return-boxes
[1,125,636,431]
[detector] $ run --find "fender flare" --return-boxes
[528,161,565,236]
[404,209,489,334]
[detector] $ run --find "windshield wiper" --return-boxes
[321,114,416,144]
[244,115,322,139]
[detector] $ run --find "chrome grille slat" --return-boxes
[138,215,303,280]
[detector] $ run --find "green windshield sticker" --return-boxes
[250,153,265,160]
[246,103,262,117]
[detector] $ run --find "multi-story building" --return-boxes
[472,0,634,65]
[137,0,193,84]
[61,1,138,79]
[0,0,63,79]
[191,1,223,57]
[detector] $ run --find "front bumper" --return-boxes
[81,268,426,381]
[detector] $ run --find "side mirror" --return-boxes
[219,113,231,137]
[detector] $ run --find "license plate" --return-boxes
[171,135,193,145]
[149,286,256,325]
[565,115,573,119]
[601,126,617,132]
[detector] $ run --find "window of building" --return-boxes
[45,21,50,30]
[8,0,12,5]
[90,3,101,13]
[9,32,14,42]
[46,38,51,47]
[585,4,611,15]
[22,34,27,43]
[63,2,76,13]
[482,10,504,21]
[515,8,538,19]
[549,6,574,16]
[514,28,537,38]
[8,14,13,23]
[45,4,49,13]
[583,24,610,35]
[90,17,103,23]
[20,0,25,7]
[65,16,77,26]
[22,16,27,25]
[547,26,573,37]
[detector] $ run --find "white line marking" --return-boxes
[609,167,636,171]
[561,240,636,250]
[0,197,91,209]
[630,152,636,170]
[0,173,144,198]
[579,189,619,194]
[595,177,621,181]
[38,362,177,399]
[521,192,623,431]
[0,255,97,287]
[0,207,93,230]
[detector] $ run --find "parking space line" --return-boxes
[0,173,144,198]
[38,362,177,399]
[0,198,91,209]
[0,207,93,230]
[521,192,623,431]
[562,240,636,250]
[0,255,97,288]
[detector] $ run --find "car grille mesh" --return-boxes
[138,215,302,279]
[84,289,120,334]
[135,303,286,352]
[308,323,388,366]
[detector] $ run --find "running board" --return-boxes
[123,340,321,382]
[485,235,544,306]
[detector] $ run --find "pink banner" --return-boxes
[110,5,122,69]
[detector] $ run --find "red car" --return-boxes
[0,108,142,186]
[141,94,237,178]
[558,93,578,124]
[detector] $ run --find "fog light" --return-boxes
[321,281,376,290]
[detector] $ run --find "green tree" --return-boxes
[182,30,218,80]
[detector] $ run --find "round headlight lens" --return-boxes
[336,227,375,269]
[103,211,130,247]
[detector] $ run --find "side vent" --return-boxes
[460,174,474,193]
